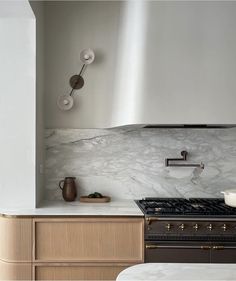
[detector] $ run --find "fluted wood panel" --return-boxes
[0,260,31,280]
[0,217,32,262]
[33,218,144,262]
[34,264,128,280]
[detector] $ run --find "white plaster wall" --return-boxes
[44,1,236,128]
[44,1,121,128]
[0,1,36,208]
[30,1,45,207]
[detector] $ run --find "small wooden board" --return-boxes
[79,196,111,203]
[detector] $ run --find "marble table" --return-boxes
[116,263,236,280]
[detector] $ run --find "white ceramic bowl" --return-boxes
[221,189,236,207]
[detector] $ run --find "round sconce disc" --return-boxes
[80,49,95,65]
[57,95,74,111]
[69,75,84,90]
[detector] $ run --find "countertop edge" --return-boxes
[0,200,144,218]
[0,213,144,218]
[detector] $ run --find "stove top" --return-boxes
[136,198,236,217]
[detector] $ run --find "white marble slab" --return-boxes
[45,127,236,201]
[0,200,143,217]
[116,263,236,280]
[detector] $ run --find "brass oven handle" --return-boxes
[146,245,212,250]
[146,245,228,250]
[212,246,225,250]
[201,246,212,250]
[146,245,159,249]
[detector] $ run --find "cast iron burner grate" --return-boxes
[136,198,236,217]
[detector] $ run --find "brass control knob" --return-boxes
[179,223,185,231]
[221,224,227,232]
[165,223,171,231]
[207,224,213,231]
[193,224,199,231]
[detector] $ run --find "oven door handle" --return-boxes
[146,245,236,250]
[212,246,224,250]
[212,246,236,250]
[146,244,211,250]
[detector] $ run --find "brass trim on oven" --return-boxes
[212,246,224,250]
[200,246,212,250]
[145,245,159,249]
[146,244,212,250]
[146,245,236,250]
[145,218,159,225]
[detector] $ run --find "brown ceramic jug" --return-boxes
[59,177,77,202]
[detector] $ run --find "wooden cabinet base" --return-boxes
[0,260,31,280]
[33,218,143,263]
[0,217,32,262]
[0,216,144,281]
[34,264,131,280]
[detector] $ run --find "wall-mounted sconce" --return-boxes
[57,48,95,111]
[165,151,204,169]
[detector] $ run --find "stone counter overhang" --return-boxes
[0,200,144,217]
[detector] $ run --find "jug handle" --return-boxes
[59,180,65,190]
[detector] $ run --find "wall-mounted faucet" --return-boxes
[165,151,204,169]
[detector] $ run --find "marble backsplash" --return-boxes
[45,127,236,200]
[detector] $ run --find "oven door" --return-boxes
[211,243,236,263]
[145,241,211,263]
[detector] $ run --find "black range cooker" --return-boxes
[136,198,236,263]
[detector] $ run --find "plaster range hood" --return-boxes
[144,125,235,129]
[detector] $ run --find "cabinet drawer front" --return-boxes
[33,218,144,262]
[34,264,128,280]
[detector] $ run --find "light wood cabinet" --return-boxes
[0,216,144,281]
[33,218,143,263]
[0,260,31,280]
[0,217,32,262]
[0,217,32,280]
[34,263,127,280]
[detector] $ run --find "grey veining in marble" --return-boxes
[45,127,236,200]
[116,263,236,280]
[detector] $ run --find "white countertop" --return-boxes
[0,200,143,217]
[117,263,236,280]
